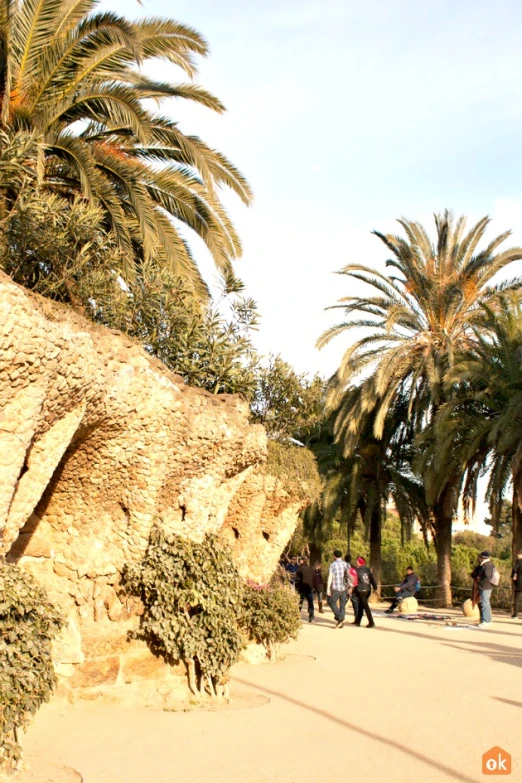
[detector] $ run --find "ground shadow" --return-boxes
[377,625,522,670]
[492,697,522,709]
[232,675,479,783]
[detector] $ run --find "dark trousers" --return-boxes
[350,592,359,618]
[514,591,521,616]
[328,589,347,622]
[299,587,314,620]
[354,589,374,626]
[388,589,411,611]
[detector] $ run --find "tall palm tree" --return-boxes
[319,211,522,605]
[304,392,427,590]
[0,0,252,295]
[437,293,522,559]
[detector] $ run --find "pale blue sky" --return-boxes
[106,0,522,376]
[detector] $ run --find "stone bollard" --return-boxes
[398,596,418,613]
[462,598,480,619]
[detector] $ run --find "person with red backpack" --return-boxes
[353,556,378,628]
[344,553,359,620]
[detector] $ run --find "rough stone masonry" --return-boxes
[0,273,312,704]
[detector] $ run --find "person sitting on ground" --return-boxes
[296,556,315,623]
[471,551,496,628]
[385,565,418,613]
[512,549,522,618]
[353,556,378,628]
[312,561,324,613]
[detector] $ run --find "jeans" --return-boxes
[299,587,314,620]
[350,592,359,619]
[479,589,492,623]
[388,589,411,611]
[328,589,347,622]
[315,589,323,607]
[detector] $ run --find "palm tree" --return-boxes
[0,0,252,295]
[437,293,522,559]
[319,211,522,605]
[304,392,428,591]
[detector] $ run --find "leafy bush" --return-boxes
[0,559,63,774]
[123,529,244,699]
[240,576,300,661]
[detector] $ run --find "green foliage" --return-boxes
[265,441,321,504]
[90,267,260,397]
[0,560,63,774]
[240,576,300,660]
[0,4,252,294]
[250,354,325,441]
[123,529,244,697]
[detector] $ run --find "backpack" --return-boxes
[415,579,421,594]
[346,566,358,589]
[490,565,500,587]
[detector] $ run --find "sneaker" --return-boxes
[334,620,342,628]
[384,609,394,614]
[367,623,376,628]
[478,622,492,628]
[338,622,344,629]
[511,614,518,618]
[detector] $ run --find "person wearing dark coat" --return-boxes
[385,566,418,613]
[353,556,377,628]
[511,549,522,618]
[312,561,324,613]
[296,557,315,623]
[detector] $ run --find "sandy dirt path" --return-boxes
[20,605,521,783]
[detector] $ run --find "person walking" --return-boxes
[296,556,315,623]
[385,566,418,613]
[284,555,299,589]
[353,556,377,628]
[471,551,497,628]
[326,550,349,628]
[312,561,324,613]
[344,553,359,620]
[511,549,522,618]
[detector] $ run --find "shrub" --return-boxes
[240,576,300,661]
[123,528,244,699]
[0,560,63,775]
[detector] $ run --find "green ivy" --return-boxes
[123,528,244,699]
[240,575,301,661]
[0,559,63,774]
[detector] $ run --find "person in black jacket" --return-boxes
[471,551,495,628]
[296,556,315,623]
[511,549,522,618]
[353,556,377,628]
[385,566,418,613]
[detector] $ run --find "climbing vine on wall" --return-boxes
[0,559,63,774]
[123,528,245,699]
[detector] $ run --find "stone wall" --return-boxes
[0,274,314,703]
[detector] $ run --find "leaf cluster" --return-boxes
[0,559,63,774]
[123,529,245,685]
[240,575,300,653]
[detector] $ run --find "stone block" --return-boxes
[69,655,120,688]
[398,596,418,613]
[52,616,84,665]
[462,598,480,619]
[121,650,173,683]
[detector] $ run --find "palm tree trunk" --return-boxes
[369,505,382,595]
[433,482,456,607]
[512,481,522,559]
[309,543,322,566]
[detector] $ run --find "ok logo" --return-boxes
[482,747,511,775]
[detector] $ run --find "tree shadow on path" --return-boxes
[377,625,522,669]
[492,697,522,709]
[232,674,479,783]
